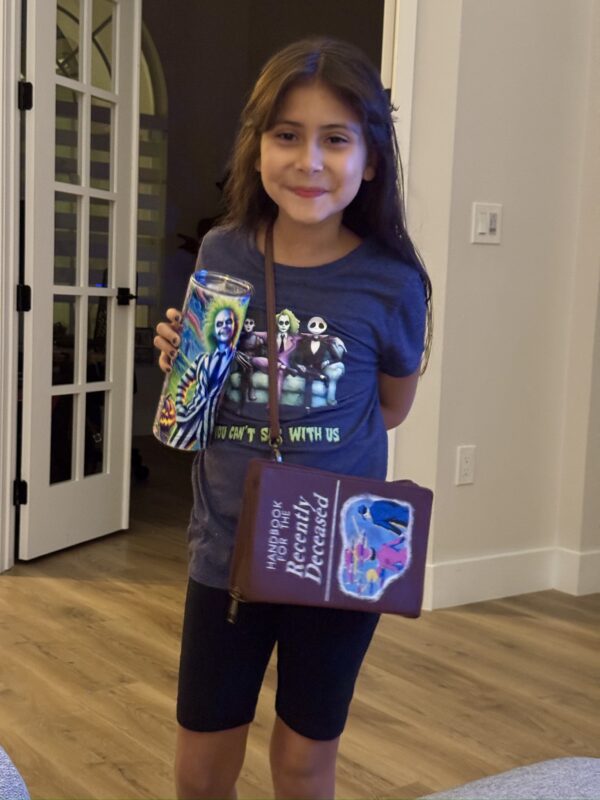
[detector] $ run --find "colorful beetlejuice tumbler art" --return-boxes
[153,271,253,450]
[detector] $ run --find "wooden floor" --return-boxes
[1,436,599,799]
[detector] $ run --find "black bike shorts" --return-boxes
[176,578,379,741]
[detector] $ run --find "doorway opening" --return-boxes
[130,0,385,505]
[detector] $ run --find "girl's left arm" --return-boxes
[378,370,420,430]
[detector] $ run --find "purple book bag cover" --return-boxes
[231,459,433,617]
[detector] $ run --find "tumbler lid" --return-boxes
[192,269,253,298]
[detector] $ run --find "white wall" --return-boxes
[556,0,600,592]
[397,0,600,607]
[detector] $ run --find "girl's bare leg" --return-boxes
[270,716,340,800]
[175,722,250,799]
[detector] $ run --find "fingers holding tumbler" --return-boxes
[154,309,183,372]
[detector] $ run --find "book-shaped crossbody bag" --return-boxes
[228,225,433,621]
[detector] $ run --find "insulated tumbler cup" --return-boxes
[153,270,253,450]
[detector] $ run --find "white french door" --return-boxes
[0,0,21,572]
[19,0,141,559]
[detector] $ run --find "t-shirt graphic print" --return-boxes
[227,308,347,413]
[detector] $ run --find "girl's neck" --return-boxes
[257,216,362,267]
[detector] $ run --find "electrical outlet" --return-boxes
[456,445,476,485]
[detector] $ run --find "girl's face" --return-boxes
[257,82,375,231]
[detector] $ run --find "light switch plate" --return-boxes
[471,202,502,244]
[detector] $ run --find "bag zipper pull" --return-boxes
[227,589,245,624]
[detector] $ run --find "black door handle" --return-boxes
[117,287,137,306]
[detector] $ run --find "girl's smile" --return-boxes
[289,187,328,198]
[257,82,375,233]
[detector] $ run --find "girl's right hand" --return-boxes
[154,308,183,373]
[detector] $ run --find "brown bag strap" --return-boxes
[264,223,283,462]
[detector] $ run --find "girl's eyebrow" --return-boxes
[273,119,361,134]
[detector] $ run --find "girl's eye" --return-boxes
[326,135,350,145]
[275,131,297,142]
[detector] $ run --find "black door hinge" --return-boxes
[117,287,137,306]
[18,81,33,111]
[13,480,28,507]
[16,284,31,312]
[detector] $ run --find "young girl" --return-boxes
[155,36,432,800]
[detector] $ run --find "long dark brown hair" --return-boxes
[222,37,432,370]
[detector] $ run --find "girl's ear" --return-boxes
[363,164,376,182]
[255,157,261,172]
[363,152,376,182]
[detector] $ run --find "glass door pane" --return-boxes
[54,192,80,285]
[91,0,116,91]
[52,295,77,386]
[90,97,113,190]
[55,86,82,184]
[89,197,111,286]
[84,390,107,475]
[56,0,81,80]
[87,296,108,382]
[50,395,75,484]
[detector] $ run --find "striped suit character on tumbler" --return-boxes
[170,302,239,450]
[153,269,252,451]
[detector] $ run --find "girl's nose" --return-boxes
[296,141,323,173]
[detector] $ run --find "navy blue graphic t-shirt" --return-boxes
[186,225,427,588]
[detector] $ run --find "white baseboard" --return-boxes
[422,547,556,610]
[554,547,600,595]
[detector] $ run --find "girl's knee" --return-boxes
[175,769,230,800]
[270,754,337,800]
[175,756,237,800]
[270,717,339,797]
[271,756,324,788]
[175,724,247,799]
